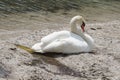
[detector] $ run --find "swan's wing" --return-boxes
[41,31,70,45]
[43,37,88,53]
[43,39,69,53]
[31,43,43,52]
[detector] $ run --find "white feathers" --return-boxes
[32,16,94,54]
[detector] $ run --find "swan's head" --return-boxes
[70,15,86,32]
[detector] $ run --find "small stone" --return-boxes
[9,48,17,51]
[90,28,96,30]
[97,27,102,29]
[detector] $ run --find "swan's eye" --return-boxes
[82,22,85,27]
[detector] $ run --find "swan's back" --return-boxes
[41,31,70,44]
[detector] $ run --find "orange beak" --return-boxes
[81,22,85,32]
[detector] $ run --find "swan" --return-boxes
[32,15,94,54]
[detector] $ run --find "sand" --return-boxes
[0,10,120,80]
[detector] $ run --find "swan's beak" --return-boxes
[81,22,85,32]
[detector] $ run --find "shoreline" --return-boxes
[0,9,120,31]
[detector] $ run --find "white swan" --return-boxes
[32,15,94,54]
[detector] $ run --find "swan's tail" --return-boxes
[14,44,35,54]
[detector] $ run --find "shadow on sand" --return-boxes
[13,43,95,78]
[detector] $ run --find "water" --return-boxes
[0,0,120,13]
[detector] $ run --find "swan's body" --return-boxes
[32,16,94,54]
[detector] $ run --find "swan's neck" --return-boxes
[80,32,94,50]
[70,21,77,34]
[70,16,94,50]
[71,25,94,50]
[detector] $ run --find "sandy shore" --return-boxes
[0,10,120,80]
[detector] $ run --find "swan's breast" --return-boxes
[67,37,88,48]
